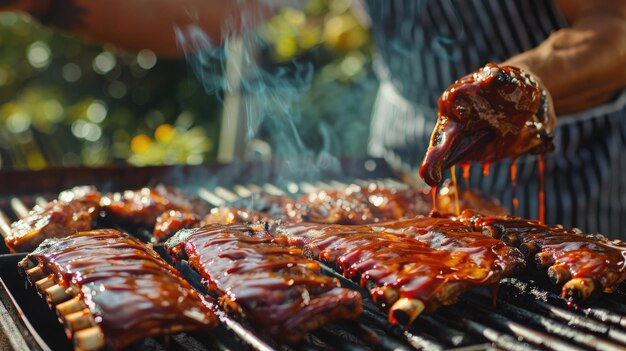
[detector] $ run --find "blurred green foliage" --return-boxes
[0,0,375,169]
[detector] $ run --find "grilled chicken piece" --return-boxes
[19,229,217,351]
[6,186,101,253]
[277,217,525,326]
[419,63,556,186]
[166,223,363,343]
[153,210,201,242]
[462,211,626,304]
[101,184,208,228]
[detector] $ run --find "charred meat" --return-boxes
[19,229,217,351]
[166,223,363,343]
[419,63,556,186]
[6,186,101,253]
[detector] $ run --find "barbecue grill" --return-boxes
[0,158,625,351]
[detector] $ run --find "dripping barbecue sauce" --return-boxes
[419,63,554,218]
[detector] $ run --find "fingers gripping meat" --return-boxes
[419,63,556,186]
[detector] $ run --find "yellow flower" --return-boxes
[130,134,151,153]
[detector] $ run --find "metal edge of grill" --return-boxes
[0,159,625,351]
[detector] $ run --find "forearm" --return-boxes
[503,4,626,115]
[1,0,273,57]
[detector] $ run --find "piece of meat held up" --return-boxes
[166,223,363,344]
[461,211,626,304]
[18,229,217,351]
[5,186,101,253]
[277,217,525,327]
[419,63,556,186]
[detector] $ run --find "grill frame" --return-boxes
[0,158,625,351]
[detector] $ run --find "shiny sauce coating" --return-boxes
[166,223,363,343]
[466,212,626,295]
[21,229,217,350]
[7,186,101,253]
[279,217,525,317]
[419,63,555,186]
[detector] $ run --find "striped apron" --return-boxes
[364,0,626,238]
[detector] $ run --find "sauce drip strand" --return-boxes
[510,159,518,215]
[538,155,545,223]
[418,63,555,187]
[450,166,461,215]
[431,186,438,212]
[482,162,491,177]
[461,163,471,189]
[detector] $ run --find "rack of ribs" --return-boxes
[165,223,363,343]
[18,229,217,351]
[462,211,626,304]
[5,186,101,253]
[419,63,556,186]
[101,184,209,228]
[277,216,525,327]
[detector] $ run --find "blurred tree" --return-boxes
[0,12,221,169]
[0,0,375,169]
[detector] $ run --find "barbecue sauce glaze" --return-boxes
[6,186,101,253]
[419,63,555,187]
[20,229,217,350]
[464,212,626,299]
[166,223,363,343]
[279,217,525,324]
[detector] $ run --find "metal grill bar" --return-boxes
[1,177,626,351]
[9,198,29,219]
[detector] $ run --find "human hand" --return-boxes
[419,63,556,186]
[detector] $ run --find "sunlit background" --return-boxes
[0,0,375,170]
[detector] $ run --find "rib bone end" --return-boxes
[389,297,425,327]
[73,326,105,351]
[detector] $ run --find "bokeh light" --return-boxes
[27,41,51,69]
[0,0,373,170]
[92,51,116,74]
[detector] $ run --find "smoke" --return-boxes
[174,2,350,182]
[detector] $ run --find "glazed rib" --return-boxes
[166,223,363,343]
[153,210,201,242]
[19,229,217,351]
[6,186,101,253]
[463,212,626,303]
[203,182,506,227]
[278,217,525,326]
[101,184,208,227]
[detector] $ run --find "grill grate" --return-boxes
[0,176,625,351]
